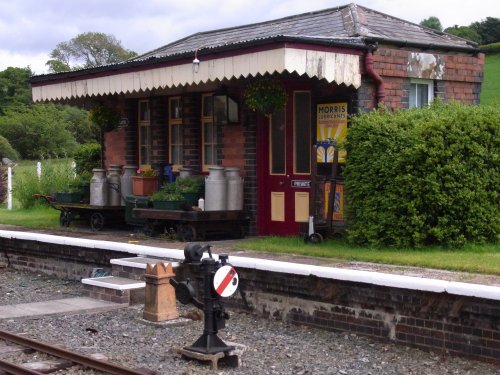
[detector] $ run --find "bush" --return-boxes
[0,103,78,159]
[73,143,101,179]
[344,102,499,247]
[0,135,19,161]
[481,42,500,55]
[13,159,77,208]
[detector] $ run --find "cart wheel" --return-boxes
[143,221,157,237]
[306,232,324,244]
[59,212,70,227]
[90,212,105,231]
[178,223,197,242]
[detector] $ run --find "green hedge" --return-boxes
[344,102,499,247]
[481,42,500,55]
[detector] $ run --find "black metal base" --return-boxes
[184,333,235,354]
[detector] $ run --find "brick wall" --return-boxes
[359,48,484,110]
[1,237,499,364]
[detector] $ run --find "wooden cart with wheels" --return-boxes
[53,203,125,231]
[34,194,124,231]
[132,208,247,241]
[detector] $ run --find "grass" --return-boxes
[481,54,500,105]
[239,236,500,275]
[0,205,60,228]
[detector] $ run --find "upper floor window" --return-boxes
[409,79,434,108]
[169,97,183,170]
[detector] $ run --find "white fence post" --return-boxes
[37,161,42,180]
[7,166,12,210]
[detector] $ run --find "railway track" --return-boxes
[0,330,154,375]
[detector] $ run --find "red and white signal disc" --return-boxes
[213,265,238,297]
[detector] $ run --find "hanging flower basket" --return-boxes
[243,78,287,116]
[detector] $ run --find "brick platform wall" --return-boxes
[1,237,499,363]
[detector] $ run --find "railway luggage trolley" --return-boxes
[132,208,248,241]
[35,194,125,231]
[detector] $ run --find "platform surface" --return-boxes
[0,297,127,319]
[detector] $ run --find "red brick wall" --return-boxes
[221,124,246,172]
[359,48,484,110]
[104,128,127,169]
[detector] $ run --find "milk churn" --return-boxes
[225,167,244,210]
[107,165,122,206]
[90,168,108,206]
[204,166,227,211]
[120,165,137,205]
[179,167,193,178]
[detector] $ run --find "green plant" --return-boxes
[175,176,204,193]
[243,77,287,116]
[74,143,101,177]
[13,159,77,208]
[344,102,499,248]
[88,104,121,132]
[149,187,183,202]
[136,168,158,178]
[0,135,20,161]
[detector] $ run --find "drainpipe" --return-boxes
[364,46,385,106]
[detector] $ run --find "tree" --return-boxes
[471,17,500,45]
[444,25,481,44]
[0,67,33,115]
[46,32,138,73]
[0,104,78,159]
[420,17,443,32]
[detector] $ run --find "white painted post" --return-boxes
[7,166,12,210]
[71,161,77,178]
[37,161,42,180]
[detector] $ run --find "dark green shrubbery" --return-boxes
[73,143,101,179]
[0,135,19,161]
[481,42,500,55]
[344,102,499,247]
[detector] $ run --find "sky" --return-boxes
[1,0,498,74]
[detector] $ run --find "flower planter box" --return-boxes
[54,192,82,203]
[152,200,184,210]
[132,176,158,196]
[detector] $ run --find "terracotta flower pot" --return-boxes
[132,176,158,196]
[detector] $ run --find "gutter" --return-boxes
[364,37,480,55]
[364,44,385,106]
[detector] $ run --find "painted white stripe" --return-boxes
[1,229,499,301]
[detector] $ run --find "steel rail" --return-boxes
[0,359,44,375]
[0,330,150,375]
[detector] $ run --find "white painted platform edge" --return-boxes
[110,257,180,269]
[2,230,499,301]
[81,276,145,290]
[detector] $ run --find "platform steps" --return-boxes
[81,256,180,304]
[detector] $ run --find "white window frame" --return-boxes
[201,93,216,172]
[409,79,434,108]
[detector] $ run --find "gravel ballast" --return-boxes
[0,267,498,375]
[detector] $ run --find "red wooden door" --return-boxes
[257,90,312,235]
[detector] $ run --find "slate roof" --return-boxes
[135,2,477,61]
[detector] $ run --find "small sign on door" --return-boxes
[291,180,310,188]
